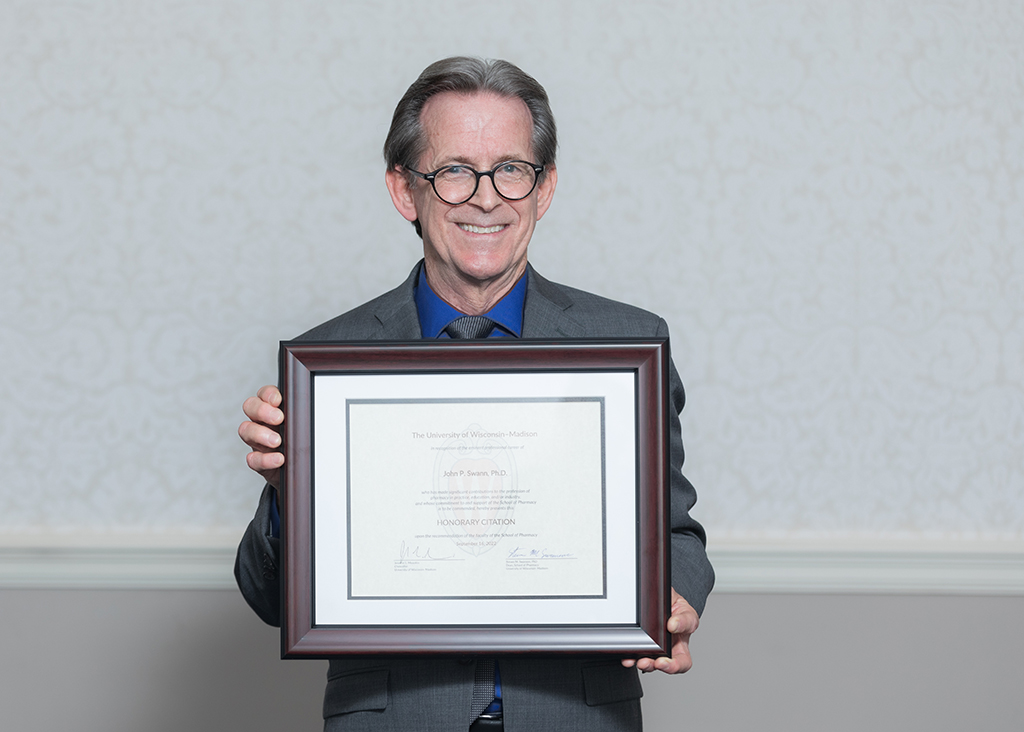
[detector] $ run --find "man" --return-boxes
[236,57,714,732]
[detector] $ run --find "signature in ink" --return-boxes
[506,546,575,559]
[398,541,457,562]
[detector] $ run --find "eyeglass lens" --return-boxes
[433,162,537,204]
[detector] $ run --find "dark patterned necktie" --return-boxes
[445,315,496,339]
[470,658,497,718]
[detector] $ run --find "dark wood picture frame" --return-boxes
[279,339,670,658]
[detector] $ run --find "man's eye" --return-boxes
[443,166,469,176]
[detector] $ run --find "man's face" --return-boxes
[386,91,557,301]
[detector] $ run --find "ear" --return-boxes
[385,167,419,223]
[534,165,557,221]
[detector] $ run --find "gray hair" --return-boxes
[384,57,557,236]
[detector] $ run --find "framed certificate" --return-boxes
[279,339,671,657]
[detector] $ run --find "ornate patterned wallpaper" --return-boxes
[1,1,1021,540]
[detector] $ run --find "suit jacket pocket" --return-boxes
[581,662,643,707]
[323,668,390,718]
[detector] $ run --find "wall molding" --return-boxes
[1,534,1023,594]
[708,539,1024,595]
[0,532,241,590]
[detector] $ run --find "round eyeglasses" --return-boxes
[406,160,545,205]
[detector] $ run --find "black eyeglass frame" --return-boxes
[405,160,546,205]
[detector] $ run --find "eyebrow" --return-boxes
[433,155,526,169]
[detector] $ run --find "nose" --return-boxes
[469,171,502,210]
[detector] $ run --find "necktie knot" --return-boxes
[445,315,495,339]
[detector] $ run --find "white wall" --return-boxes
[2,0,1021,545]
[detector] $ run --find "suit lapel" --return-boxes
[522,265,585,338]
[369,263,424,340]
[375,299,422,339]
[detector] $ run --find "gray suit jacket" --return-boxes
[235,262,714,731]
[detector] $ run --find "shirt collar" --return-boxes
[414,265,527,338]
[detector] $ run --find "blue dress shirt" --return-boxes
[413,265,526,338]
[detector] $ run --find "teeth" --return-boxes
[459,224,504,234]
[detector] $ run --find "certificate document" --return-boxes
[345,397,606,600]
[311,369,640,628]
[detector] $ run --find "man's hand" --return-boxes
[622,588,699,675]
[238,385,285,489]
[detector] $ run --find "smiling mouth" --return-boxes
[458,223,506,234]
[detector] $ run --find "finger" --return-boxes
[242,395,284,427]
[634,651,692,679]
[256,384,282,407]
[649,624,694,675]
[652,657,689,674]
[238,420,283,450]
[661,655,691,673]
[246,448,284,472]
[622,657,656,671]
[667,593,699,636]
[667,608,699,635]
[245,447,283,489]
